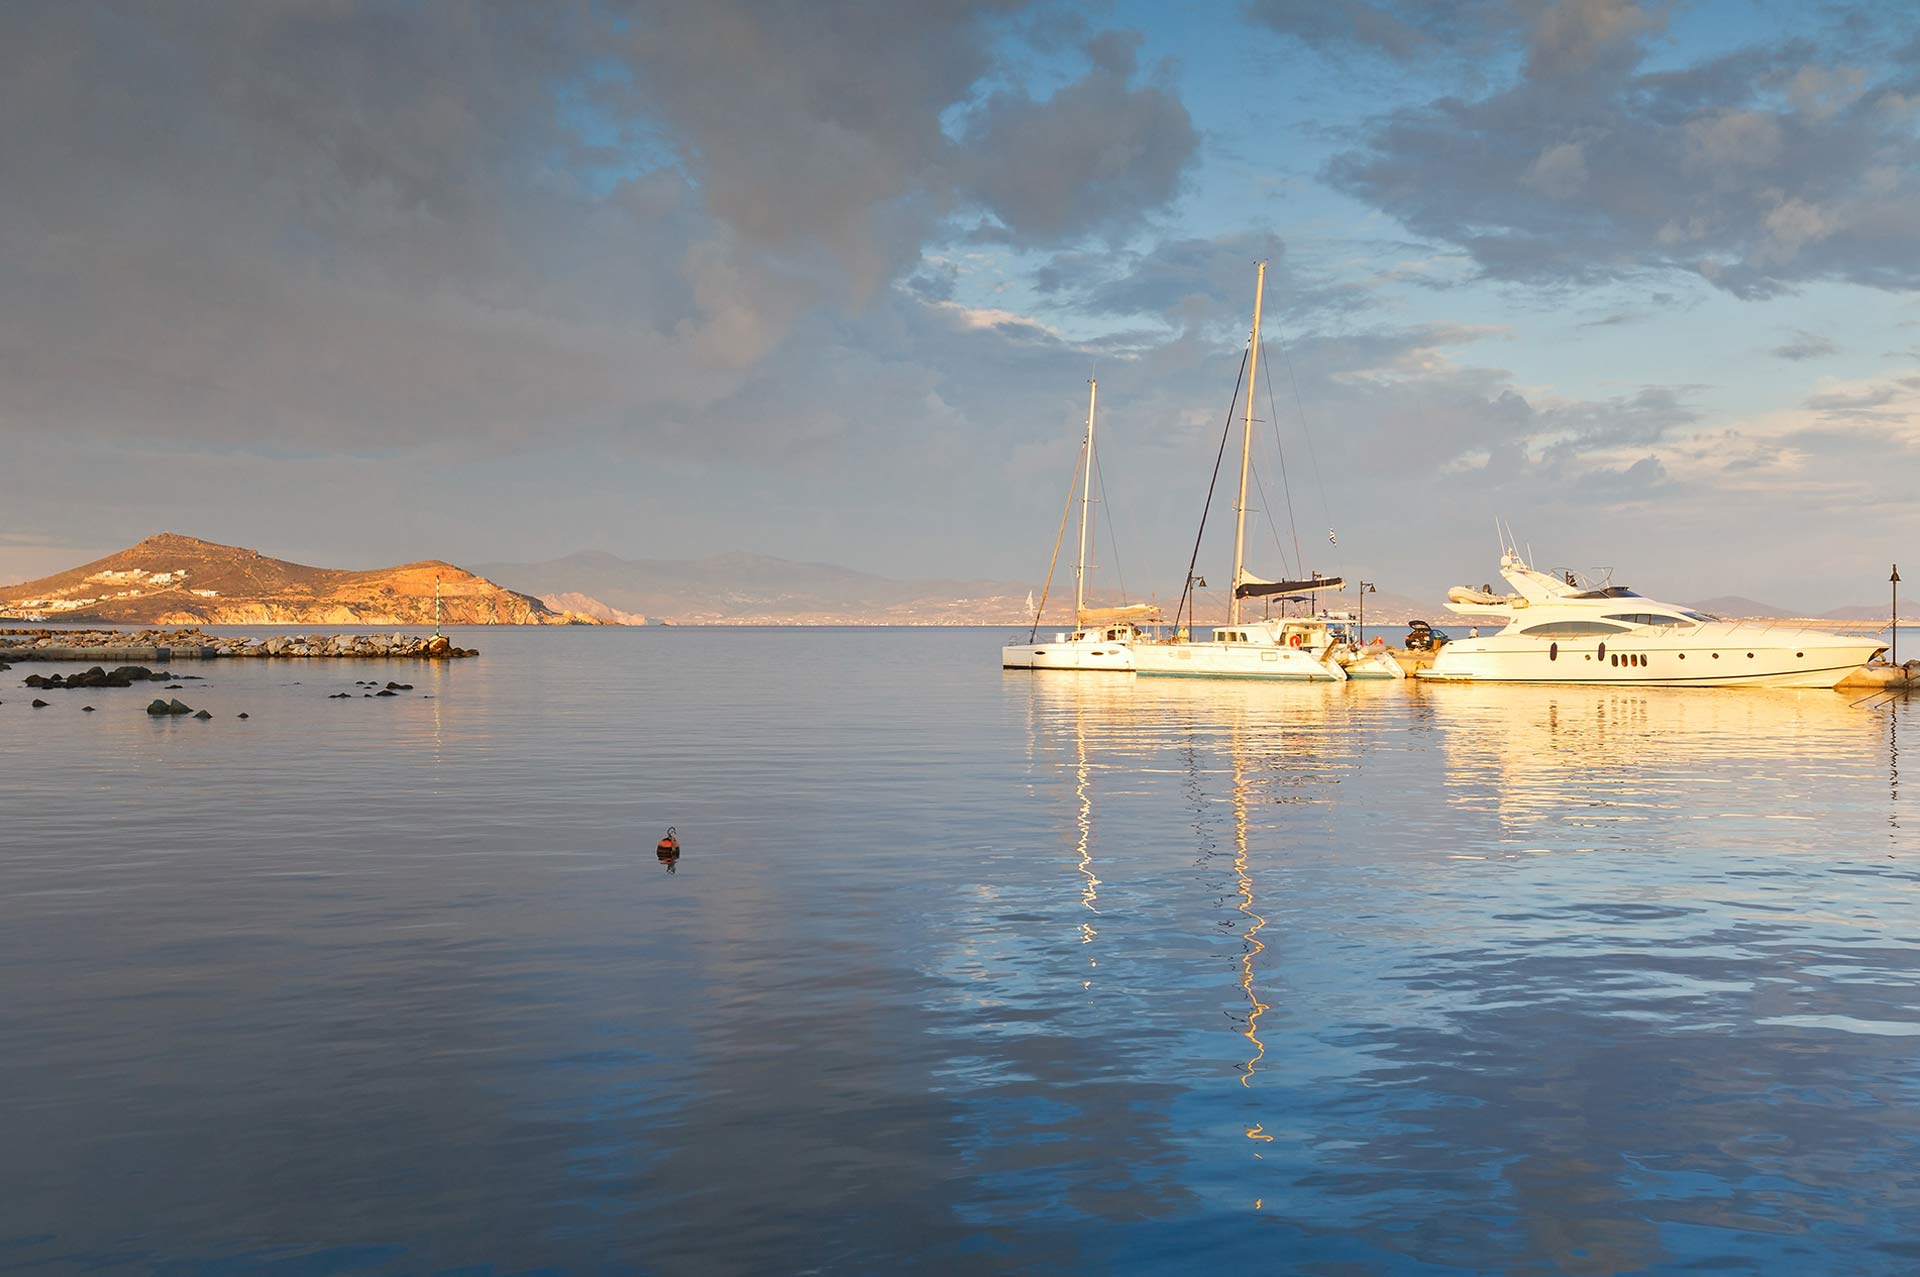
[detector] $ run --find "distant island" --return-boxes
[0,533,597,626]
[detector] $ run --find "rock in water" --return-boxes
[167,699,192,715]
[82,706,95,712]
[147,699,171,715]
[31,698,49,708]
[376,689,397,697]
[236,712,249,719]
[192,709,212,720]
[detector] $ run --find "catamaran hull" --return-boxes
[1417,638,1885,688]
[1001,642,1135,671]
[1133,643,1345,681]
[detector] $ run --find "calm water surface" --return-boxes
[3,627,1918,1274]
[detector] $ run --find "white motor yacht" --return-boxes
[1419,547,1885,688]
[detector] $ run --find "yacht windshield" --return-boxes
[1519,621,1630,637]
[1604,612,1692,627]
[1568,586,1641,599]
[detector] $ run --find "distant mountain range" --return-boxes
[1688,595,1905,621]
[471,550,1042,625]
[0,533,587,626]
[472,549,1448,626]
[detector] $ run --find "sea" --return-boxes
[3,625,1918,1275]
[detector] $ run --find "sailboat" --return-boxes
[1002,379,1161,671]
[1133,263,1348,682]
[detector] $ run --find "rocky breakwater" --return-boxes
[236,631,477,659]
[0,627,478,660]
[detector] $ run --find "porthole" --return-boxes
[1712,652,1720,659]
[1597,642,1607,660]
[1747,652,1755,659]
[1549,642,1559,660]
[1678,653,1686,660]
[1796,651,1804,658]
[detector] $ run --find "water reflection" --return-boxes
[1073,692,1099,988]
[1013,672,1920,1272]
[1424,684,1887,838]
[6,629,1919,1273]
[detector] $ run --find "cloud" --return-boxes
[1244,0,1518,63]
[1771,330,1839,361]
[953,37,1197,244]
[1321,0,1920,295]
[0,2,1198,459]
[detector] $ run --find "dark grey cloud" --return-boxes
[1320,0,1920,296]
[954,36,1196,244]
[0,2,1198,459]
[1771,330,1839,360]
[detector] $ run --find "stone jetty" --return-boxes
[0,627,477,661]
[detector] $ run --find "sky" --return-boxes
[3,0,1919,609]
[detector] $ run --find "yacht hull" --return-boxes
[1001,640,1135,671]
[1417,635,1884,688]
[1133,641,1345,681]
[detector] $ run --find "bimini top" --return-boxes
[1235,571,1345,601]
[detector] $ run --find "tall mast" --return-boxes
[1075,377,1097,622]
[1230,262,1266,625]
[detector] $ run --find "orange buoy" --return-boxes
[657,827,680,855]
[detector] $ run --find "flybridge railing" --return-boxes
[1694,617,1891,638]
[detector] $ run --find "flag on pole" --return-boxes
[1327,529,1337,545]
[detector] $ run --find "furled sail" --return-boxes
[1076,603,1163,626]
[1234,570,1345,601]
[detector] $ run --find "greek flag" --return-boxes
[1327,529,1337,545]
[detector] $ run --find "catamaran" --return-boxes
[1132,262,1354,682]
[1419,536,1885,687]
[1002,379,1161,671]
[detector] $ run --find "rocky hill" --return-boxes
[0,533,590,626]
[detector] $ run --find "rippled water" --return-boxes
[4,626,1918,1274]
